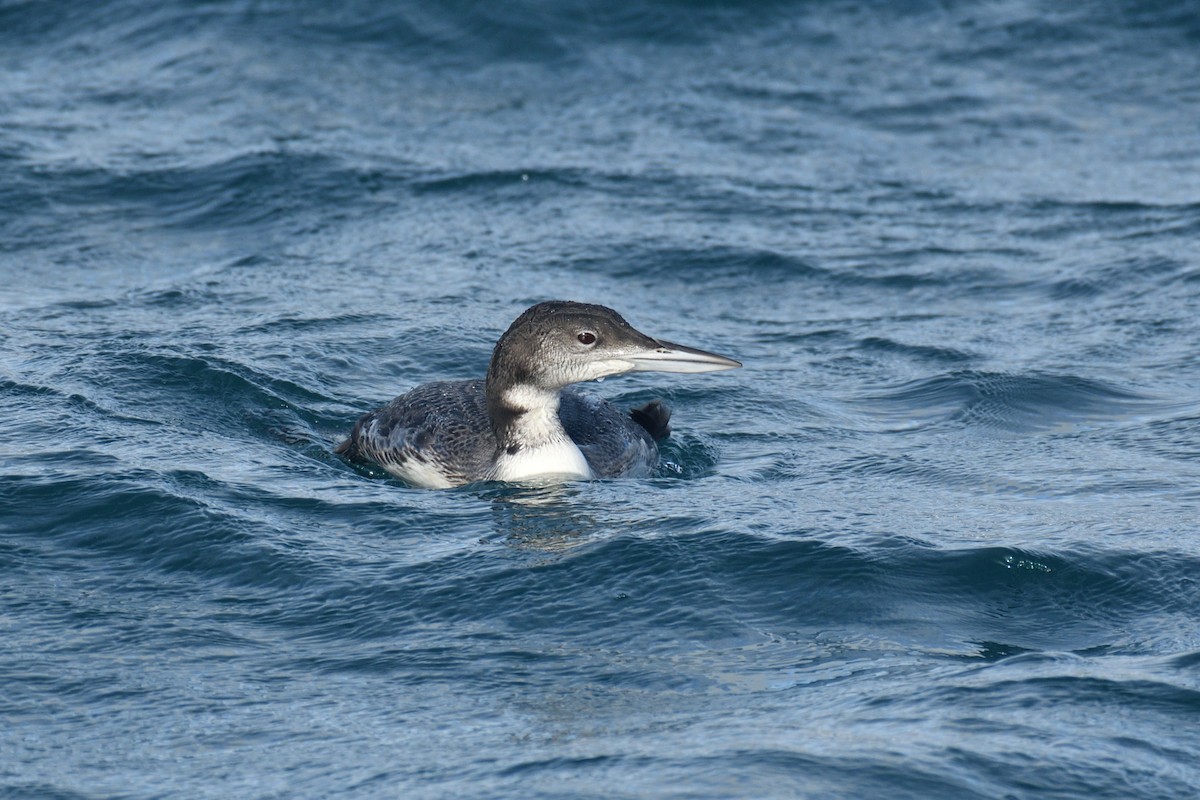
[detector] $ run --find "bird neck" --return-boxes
[487,381,569,451]
[484,333,592,481]
[485,336,567,450]
[486,382,593,482]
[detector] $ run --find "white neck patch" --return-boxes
[491,385,593,482]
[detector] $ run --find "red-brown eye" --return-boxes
[577,331,597,345]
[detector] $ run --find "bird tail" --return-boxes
[629,400,671,441]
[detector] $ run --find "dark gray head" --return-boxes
[486,301,740,394]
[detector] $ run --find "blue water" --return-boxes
[3,1,1200,797]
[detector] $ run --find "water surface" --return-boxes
[3,1,1200,797]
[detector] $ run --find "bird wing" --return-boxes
[559,391,659,479]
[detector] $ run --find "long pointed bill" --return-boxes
[627,339,742,374]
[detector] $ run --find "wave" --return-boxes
[856,370,1157,433]
[235,525,1200,660]
[2,151,415,236]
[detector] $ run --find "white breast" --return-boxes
[491,440,593,483]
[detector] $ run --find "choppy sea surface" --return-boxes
[3,1,1200,797]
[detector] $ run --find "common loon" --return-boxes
[335,301,741,489]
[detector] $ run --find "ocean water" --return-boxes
[3,0,1200,797]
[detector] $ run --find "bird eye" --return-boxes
[577,331,597,345]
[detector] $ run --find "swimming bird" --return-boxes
[335,301,740,488]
